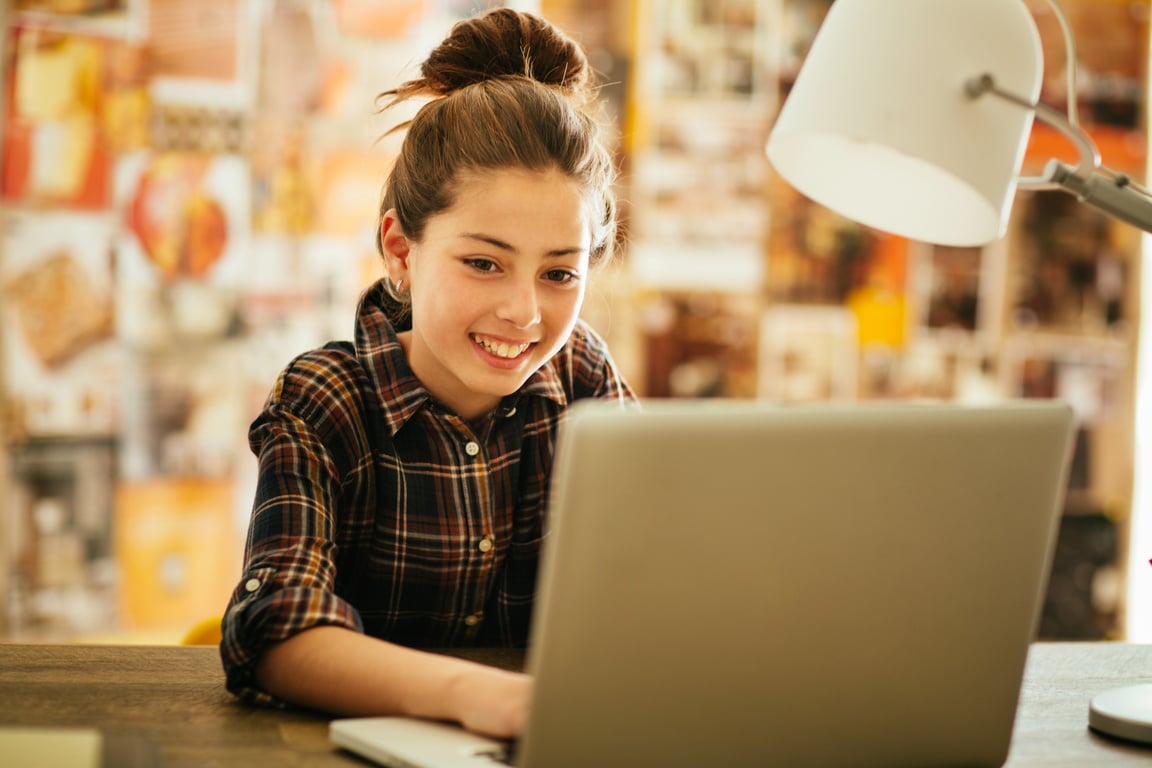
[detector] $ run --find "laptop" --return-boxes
[330,399,1075,768]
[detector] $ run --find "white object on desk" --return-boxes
[331,717,508,768]
[1089,684,1152,746]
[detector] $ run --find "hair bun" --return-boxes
[420,8,591,99]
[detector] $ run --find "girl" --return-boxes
[220,8,635,739]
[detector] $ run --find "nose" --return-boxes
[496,275,541,329]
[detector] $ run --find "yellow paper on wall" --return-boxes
[846,285,906,349]
[114,479,239,631]
[14,36,100,120]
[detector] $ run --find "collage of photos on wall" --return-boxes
[627,0,777,398]
[0,0,510,641]
[1,0,1148,644]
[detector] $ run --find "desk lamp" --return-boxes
[767,0,1152,246]
[766,0,1152,746]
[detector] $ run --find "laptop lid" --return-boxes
[516,399,1074,768]
[329,400,1075,768]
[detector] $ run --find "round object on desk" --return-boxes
[1089,684,1152,746]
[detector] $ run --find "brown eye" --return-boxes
[464,258,499,273]
[544,269,580,285]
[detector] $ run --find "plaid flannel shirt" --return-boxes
[220,279,635,705]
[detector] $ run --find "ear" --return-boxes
[380,209,412,284]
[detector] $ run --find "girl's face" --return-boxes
[381,167,592,421]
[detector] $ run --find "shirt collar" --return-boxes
[353,280,569,435]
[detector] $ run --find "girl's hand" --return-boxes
[450,665,533,739]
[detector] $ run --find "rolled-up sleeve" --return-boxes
[220,359,369,705]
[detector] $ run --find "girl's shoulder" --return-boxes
[279,341,365,389]
[269,341,377,426]
[252,341,387,465]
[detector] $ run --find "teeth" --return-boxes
[474,336,530,359]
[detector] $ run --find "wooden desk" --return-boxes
[0,642,1149,766]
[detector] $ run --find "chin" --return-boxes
[471,368,534,400]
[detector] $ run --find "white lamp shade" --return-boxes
[766,0,1043,246]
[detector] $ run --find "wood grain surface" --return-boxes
[0,642,1149,766]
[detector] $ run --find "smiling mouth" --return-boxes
[472,334,533,359]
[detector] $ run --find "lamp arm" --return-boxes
[1043,160,1152,235]
[966,73,1152,235]
[1043,0,1083,130]
[965,73,1100,180]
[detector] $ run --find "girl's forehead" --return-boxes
[431,168,595,240]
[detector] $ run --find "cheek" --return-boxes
[544,289,586,331]
[413,280,486,341]
[416,291,461,330]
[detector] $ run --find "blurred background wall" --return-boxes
[0,0,1148,644]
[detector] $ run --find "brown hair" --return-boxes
[376,8,618,299]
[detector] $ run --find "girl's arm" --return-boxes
[255,625,532,738]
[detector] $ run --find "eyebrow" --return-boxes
[460,232,587,257]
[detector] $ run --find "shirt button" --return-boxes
[465,441,480,456]
[478,536,494,553]
[244,578,261,593]
[464,613,483,627]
